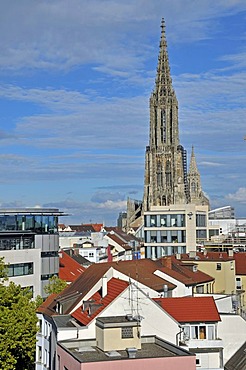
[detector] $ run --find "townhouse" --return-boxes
[155,296,223,369]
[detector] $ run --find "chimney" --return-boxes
[162,256,172,269]
[163,284,168,298]
[188,251,196,259]
[228,249,234,257]
[176,253,181,260]
[102,275,107,298]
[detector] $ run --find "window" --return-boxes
[183,326,190,341]
[89,252,94,257]
[191,325,206,339]
[207,325,215,340]
[0,236,34,251]
[196,285,204,294]
[41,273,57,281]
[150,215,156,227]
[160,231,167,242]
[216,263,221,271]
[196,357,201,366]
[196,229,207,239]
[41,251,58,258]
[160,215,167,226]
[150,231,157,243]
[184,325,215,341]
[196,214,206,227]
[122,327,133,338]
[37,346,42,362]
[7,262,33,277]
[236,277,242,290]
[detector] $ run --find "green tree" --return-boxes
[44,275,67,295]
[0,259,38,370]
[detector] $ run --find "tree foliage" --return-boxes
[44,275,67,295]
[0,259,38,370]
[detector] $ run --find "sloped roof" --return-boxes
[224,340,246,370]
[107,259,176,291]
[71,278,128,325]
[154,296,221,323]
[106,233,132,251]
[67,223,103,233]
[155,257,214,286]
[181,252,234,262]
[37,259,178,318]
[59,250,85,282]
[234,253,246,275]
[36,293,58,316]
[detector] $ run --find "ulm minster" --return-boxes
[125,19,216,259]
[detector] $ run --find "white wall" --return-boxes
[76,284,180,345]
[1,248,41,297]
[154,269,192,297]
[217,314,246,363]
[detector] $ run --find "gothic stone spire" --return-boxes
[187,146,210,207]
[143,19,188,210]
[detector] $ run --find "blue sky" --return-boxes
[0,0,245,225]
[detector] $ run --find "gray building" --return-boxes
[0,208,66,297]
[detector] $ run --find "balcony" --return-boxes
[182,338,223,349]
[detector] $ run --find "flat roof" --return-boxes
[58,336,194,363]
[0,208,67,216]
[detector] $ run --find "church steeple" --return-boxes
[189,146,199,174]
[143,19,186,210]
[187,146,210,207]
[127,19,210,230]
[155,18,173,99]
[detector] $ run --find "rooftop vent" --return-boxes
[105,351,121,358]
[126,347,138,358]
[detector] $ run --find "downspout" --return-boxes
[176,325,184,346]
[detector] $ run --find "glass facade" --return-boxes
[0,215,58,233]
[145,230,186,244]
[145,245,186,259]
[145,214,186,228]
[0,236,34,250]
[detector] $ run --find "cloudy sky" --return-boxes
[0,0,245,225]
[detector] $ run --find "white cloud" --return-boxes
[0,0,246,72]
[226,187,246,203]
[200,161,224,167]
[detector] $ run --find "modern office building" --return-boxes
[0,207,66,297]
[144,204,209,258]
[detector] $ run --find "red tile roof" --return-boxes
[36,293,58,315]
[106,233,132,251]
[71,278,128,325]
[181,252,234,262]
[59,250,85,282]
[107,259,176,291]
[36,259,177,317]
[154,296,220,323]
[234,253,246,275]
[155,257,214,286]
